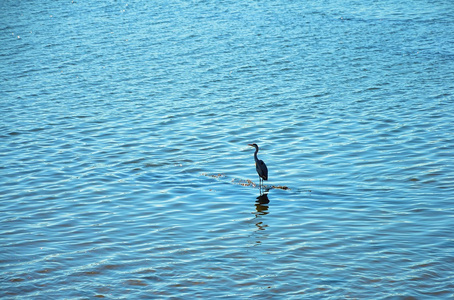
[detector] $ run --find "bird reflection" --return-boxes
[255,220,268,231]
[255,203,269,214]
[254,196,269,231]
[256,192,270,204]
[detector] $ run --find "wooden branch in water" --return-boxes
[201,173,290,190]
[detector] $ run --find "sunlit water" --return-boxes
[1,0,454,298]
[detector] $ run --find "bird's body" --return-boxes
[248,143,268,192]
[254,156,268,181]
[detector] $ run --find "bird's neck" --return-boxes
[254,148,259,161]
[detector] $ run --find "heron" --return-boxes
[248,143,268,193]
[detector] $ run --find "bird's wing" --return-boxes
[258,160,268,180]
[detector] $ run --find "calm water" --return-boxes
[1,0,454,298]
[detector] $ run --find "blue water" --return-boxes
[1,0,454,298]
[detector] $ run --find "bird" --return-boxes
[248,143,268,193]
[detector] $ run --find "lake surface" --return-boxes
[1,0,454,298]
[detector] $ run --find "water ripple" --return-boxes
[1,0,454,298]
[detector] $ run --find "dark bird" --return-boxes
[248,143,268,193]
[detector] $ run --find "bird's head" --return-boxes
[248,143,259,149]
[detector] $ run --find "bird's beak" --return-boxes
[248,144,253,146]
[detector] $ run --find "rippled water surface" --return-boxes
[1,0,454,298]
